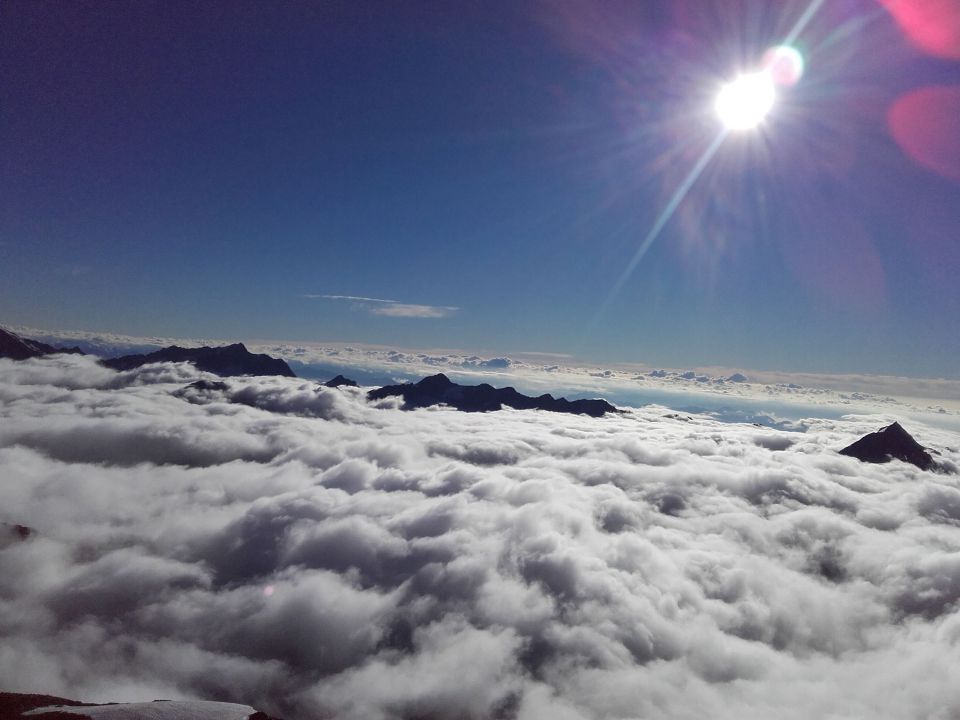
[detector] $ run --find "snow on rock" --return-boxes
[26,700,257,720]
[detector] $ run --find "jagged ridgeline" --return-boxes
[102,344,296,378]
[0,326,295,378]
[368,373,619,417]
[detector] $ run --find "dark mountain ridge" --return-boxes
[0,327,84,360]
[103,343,296,378]
[368,373,618,417]
[2,325,296,378]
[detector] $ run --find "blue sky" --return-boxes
[2,0,958,377]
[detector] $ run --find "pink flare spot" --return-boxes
[877,0,960,59]
[889,85,960,181]
[763,46,804,87]
[263,585,275,597]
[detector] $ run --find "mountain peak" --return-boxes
[415,373,455,391]
[324,374,359,388]
[881,421,908,437]
[839,422,935,471]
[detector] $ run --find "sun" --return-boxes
[714,45,804,132]
[715,70,777,131]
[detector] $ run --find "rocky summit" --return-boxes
[839,422,936,471]
[368,373,618,417]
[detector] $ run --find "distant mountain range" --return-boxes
[1,327,951,460]
[3,327,616,415]
[1,326,294,378]
[368,373,619,417]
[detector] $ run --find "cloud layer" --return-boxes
[16,326,960,426]
[2,355,960,719]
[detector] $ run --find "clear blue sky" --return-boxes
[2,0,958,377]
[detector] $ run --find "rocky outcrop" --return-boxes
[103,344,295,378]
[368,373,618,417]
[839,422,936,470]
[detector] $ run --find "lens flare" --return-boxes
[889,85,960,180]
[715,71,776,131]
[764,45,805,87]
[878,0,960,60]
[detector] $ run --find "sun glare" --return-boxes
[715,71,776,131]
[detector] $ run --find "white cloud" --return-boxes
[369,303,459,319]
[305,295,459,319]
[305,294,401,303]
[1,356,960,719]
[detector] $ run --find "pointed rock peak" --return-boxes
[324,375,358,388]
[878,422,924,449]
[839,422,934,471]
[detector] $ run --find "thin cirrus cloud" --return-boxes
[306,294,459,319]
[2,354,960,720]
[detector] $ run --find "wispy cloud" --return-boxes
[306,294,459,319]
[304,294,400,304]
[369,303,458,318]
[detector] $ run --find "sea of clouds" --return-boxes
[2,354,960,720]
[16,325,960,428]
